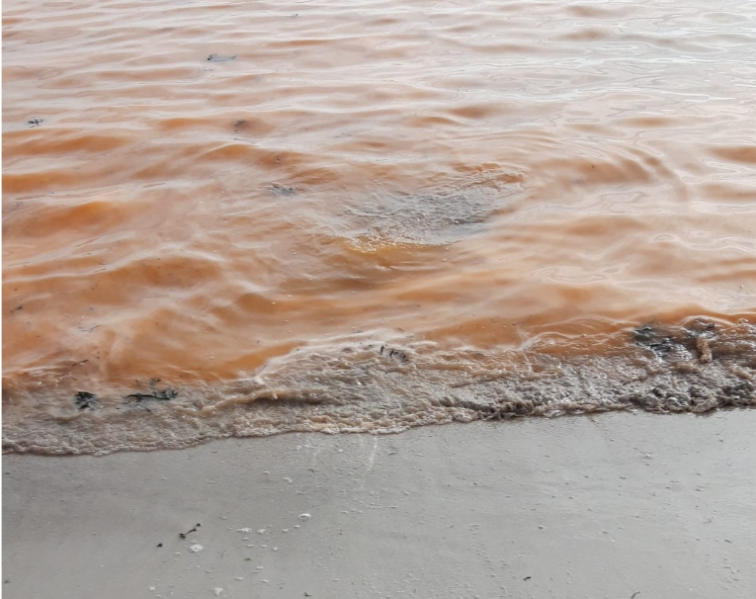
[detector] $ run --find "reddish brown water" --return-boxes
[3,0,756,454]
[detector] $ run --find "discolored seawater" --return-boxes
[3,0,755,454]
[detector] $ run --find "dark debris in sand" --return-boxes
[179,523,201,539]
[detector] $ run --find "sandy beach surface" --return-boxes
[3,411,755,599]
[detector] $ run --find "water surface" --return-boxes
[3,0,755,454]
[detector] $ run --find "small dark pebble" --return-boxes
[523,576,532,581]
[27,118,43,127]
[157,543,163,548]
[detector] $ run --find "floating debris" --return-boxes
[632,325,677,357]
[379,345,409,363]
[633,320,719,362]
[125,388,178,402]
[207,53,236,62]
[271,183,297,196]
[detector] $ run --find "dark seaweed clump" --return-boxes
[72,379,178,412]
[125,388,178,403]
[633,321,716,359]
[73,391,98,410]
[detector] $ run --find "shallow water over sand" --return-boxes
[3,0,756,454]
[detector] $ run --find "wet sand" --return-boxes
[4,411,755,599]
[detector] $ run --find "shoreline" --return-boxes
[4,410,756,598]
[4,317,755,456]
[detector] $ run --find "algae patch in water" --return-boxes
[346,188,504,247]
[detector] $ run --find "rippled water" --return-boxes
[3,0,756,454]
